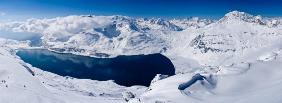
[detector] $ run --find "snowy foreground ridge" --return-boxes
[1,11,282,103]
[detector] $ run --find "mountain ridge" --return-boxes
[0,11,282,66]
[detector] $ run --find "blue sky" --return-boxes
[0,0,282,21]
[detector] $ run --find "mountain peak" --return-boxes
[220,11,264,24]
[223,11,255,21]
[224,11,250,18]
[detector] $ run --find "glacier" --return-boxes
[0,11,282,103]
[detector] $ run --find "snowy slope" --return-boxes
[0,40,147,103]
[1,11,282,103]
[1,11,282,66]
[183,11,282,66]
[130,49,282,103]
[134,61,282,103]
[0,44,62,103]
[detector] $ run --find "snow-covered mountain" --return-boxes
[1,11,282,66]
[1,11,282,103]
[186,11,282,65]
[0,14,213,58]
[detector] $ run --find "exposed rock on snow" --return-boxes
[150,74,169,85]
[257,52,278,61]
[122,91,135,102]
[217,62,251,75]
[0,38,30,49]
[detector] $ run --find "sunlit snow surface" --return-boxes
[1,11,282,103]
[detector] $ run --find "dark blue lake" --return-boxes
[16,49,175,86]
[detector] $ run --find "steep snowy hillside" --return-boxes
[185,11,282,65]
[0,47,63,103]
[132,57,282,103]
